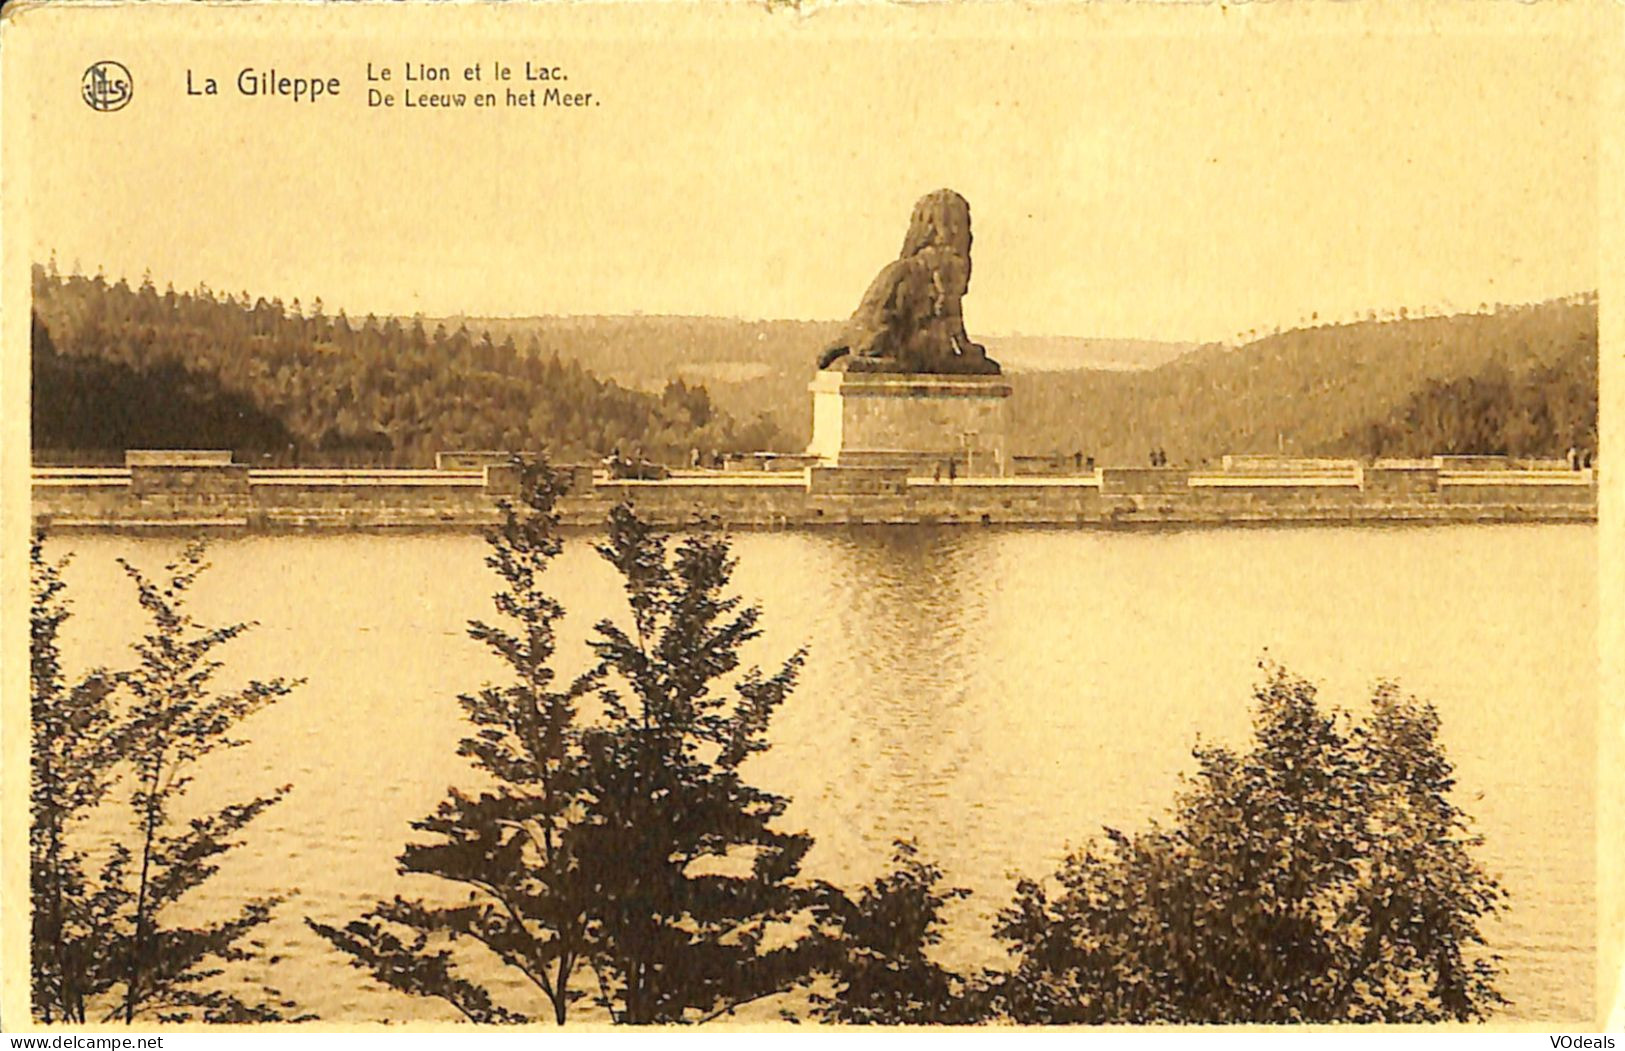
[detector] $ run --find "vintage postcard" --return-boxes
[1,0,1619,1035]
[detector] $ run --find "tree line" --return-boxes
[34,461,1509,1025]
[1355,342,1597,459]
[30,264,784,467]
[1013,295,1598,466]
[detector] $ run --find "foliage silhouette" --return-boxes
[310,459,599,1024]
[989,665,1506,1024]
[570,503,816,1023]
[112,544,305,1023]
[31,311,297,460]
[30,533,120,1023]
[313,467,821,1024]
[30,534,306,1023]
[808,840,985,1025]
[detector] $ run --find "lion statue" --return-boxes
[816,189,1001,376]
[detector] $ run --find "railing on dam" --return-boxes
[247,469,486,487]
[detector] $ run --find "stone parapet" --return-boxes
[1099,467,1191,495]
[128,462,250,499]
[806,465,909,496]
[438,450,525,471]
[1362,465,1442,496]
[125,450,234,467]
[31,454,1598,530]
[483,463,522,496]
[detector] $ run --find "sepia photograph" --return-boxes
[0,0,1616,1034]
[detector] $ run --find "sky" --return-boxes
[10,2,1604,342]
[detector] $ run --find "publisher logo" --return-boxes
[82,61,133,112]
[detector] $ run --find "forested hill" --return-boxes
[450,303,1596,461]
[1011,296,1598,464]
[30,267,782,465]
[30,265,1597,467]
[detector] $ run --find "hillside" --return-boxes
[432,315,1196,447]
[1010,297,1598,464]
[30,268,780,466]
[438,306,1596,463]
[29,264,1596,467]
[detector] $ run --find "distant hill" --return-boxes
[983,335,1198,374]
[432,315,1197,446]
[441,303,1595,462]
[1010,296,1597,464]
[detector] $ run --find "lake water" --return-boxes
[48,523,1597,1025]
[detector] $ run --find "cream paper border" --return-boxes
[0,0,1619,1033]
[1596,0,1622,1030]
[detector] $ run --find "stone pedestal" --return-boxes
[807,371,1013,476]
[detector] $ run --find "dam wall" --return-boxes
[30,453,1599,531]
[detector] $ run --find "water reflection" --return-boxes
[806,529,994,838]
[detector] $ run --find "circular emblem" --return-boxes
[82,61,133,112]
